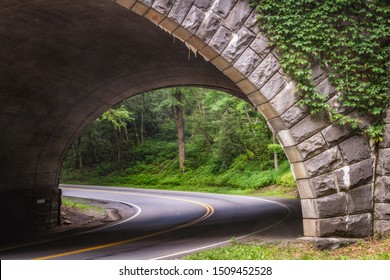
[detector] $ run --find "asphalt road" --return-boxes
[0,185,302,260]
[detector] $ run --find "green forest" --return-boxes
[61,88,296,197]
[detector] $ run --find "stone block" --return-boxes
[194,0,212,10]
[260,72,288,101]
[301,192,347,219]
[211,55,230,71]
[270,84,300,117]
[223,0,252,32]
[267,116,287,132]
[138,0,153,5]
[303,218,320,237]
[321,122,354,147]
[247,91,267,106]
[159,17,179,33]
[236,79,257,94]
[209,26,232,53]
[311,214,372,237]
[198,45,219,61]
[284,146,303,163]
[299,237,359,250]
[182,6,204,33]
[296,179,316,199]
[384,109,390,124]
[311,63,327,85]
[305,146,343,177]
[248,53,280,89]
[346,214,372,237]
[348,111,374,130]
[338,135,371,164]
[233,48,262,77]
[187,35,206,50]
[374,176,390,203]
[211,0,236,18]
[377,148,390,176]
[172,26,192,42]
[168,0,195,24]
[133,2,152,15]
[290,111,329,143]
[152,0,174,15]
[280,102,309,128]
[375,203,390,220]
[327,92,353,115]
[196,11,222,43]
[145,8,166,25]
[317,216,347,237]
[250,33,271,59]
[310,173,338,198]
[379,124,390,148]
[297,132,327,160]
[374,220,390,237]
[276,129,296,148]
[347,184,372,214]
[223,66,245,83]
[290,162,309,180]
[222,27,255,63]
[244,11,260,34]
[334,158,374,191]
[316,78,336,98]
[257,102,279,120]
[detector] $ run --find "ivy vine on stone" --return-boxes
[249,0,390,142]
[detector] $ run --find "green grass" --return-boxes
[185,238,390,260]
[62,197,105,215]
[61,161,298,198]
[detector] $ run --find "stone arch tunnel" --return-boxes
[0,0,389,241]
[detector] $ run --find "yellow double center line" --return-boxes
[34,188,214,260]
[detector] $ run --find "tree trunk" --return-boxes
[112,124,122,170]
[74,136,83,170]
[174,89,185,173]
[140,93,145,144]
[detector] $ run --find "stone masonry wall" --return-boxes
[374,108,390,236]
[113,0,381,238]
[0,188,60,241]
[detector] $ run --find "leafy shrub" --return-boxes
[276,170,296,187]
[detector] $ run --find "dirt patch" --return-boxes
[49,197,115,235]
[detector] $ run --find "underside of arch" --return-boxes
[0,0,387,241]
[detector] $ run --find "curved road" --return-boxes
[0,185,300,260]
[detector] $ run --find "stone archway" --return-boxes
[0,0,387,241]
[113,0,378,238]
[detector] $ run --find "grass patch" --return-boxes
[62,197,105,215]
[185,238,390,260]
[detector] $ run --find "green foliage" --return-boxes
[251,0,390,134]
[62,88,295,197]
[101,105,134,130]
[267,143,283,154]
[365,124,385,145]
[276,170,295,188]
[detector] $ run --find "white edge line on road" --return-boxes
[64,195,142,235]
[62,184,294,260]
[0,194,141,252]
[152,198,292,260]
